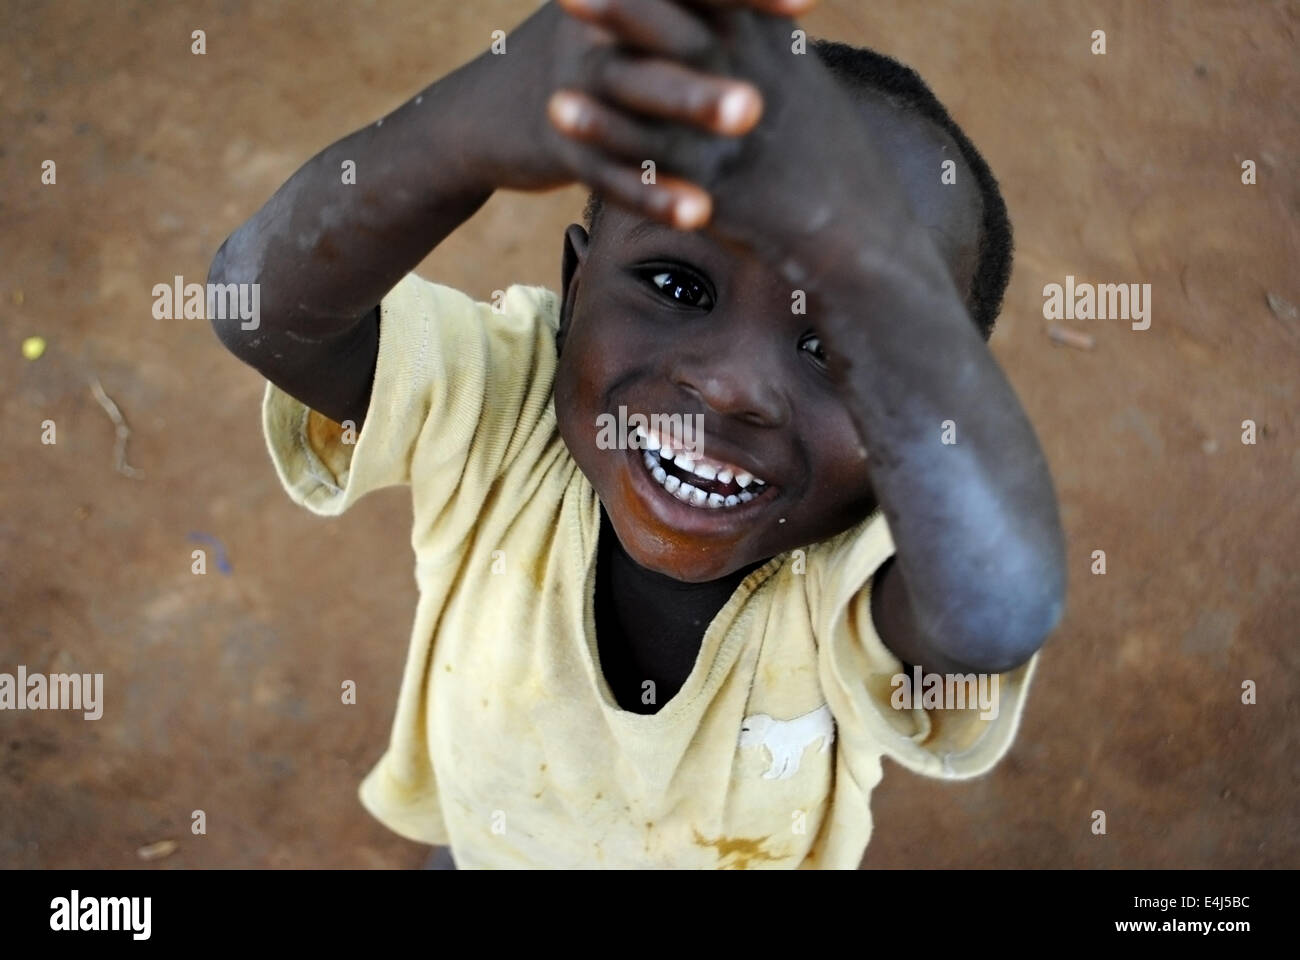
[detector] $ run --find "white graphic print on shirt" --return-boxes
[738,704,836,780]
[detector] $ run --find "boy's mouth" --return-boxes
[626,424,776,513]
[636,447,767,509]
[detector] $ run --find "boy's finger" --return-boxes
[679,0,817,15]
[591,57,763,135]
[555,137,712,230]
[556,0,715,60]
[549,89,685,165]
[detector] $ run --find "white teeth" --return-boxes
[635,426,661,451]
[636,447,765,510]
[661,446,675,461]
[735,472,753,489]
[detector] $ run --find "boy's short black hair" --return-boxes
[582,39,1014,338]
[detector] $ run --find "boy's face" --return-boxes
[555,93,983,583]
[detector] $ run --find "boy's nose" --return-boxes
[670,355,790,428]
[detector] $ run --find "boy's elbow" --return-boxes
[941,545,1067,674]
[206,234,256,353]
[983,587,1063,672]
[985,516,1067,670]
[943,600,1061,675]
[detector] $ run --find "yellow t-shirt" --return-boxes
[262,272,1038,869]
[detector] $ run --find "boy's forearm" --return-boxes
[812,226,1066,667]
[209,54,504,340]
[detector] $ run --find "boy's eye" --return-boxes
[643,267,713,309]
[800,333,828,369]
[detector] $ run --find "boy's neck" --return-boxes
[595,508,770,713]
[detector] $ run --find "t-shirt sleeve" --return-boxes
[261,273,560,521]
[807,509,1039,780]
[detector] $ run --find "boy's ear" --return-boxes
[558,224,589,356]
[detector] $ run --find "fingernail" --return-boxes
[549,93,582,130]
[717,86,759,133]
[674,193,709,229]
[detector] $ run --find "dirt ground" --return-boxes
[2,0,1296,869]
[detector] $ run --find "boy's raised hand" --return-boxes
[548,3,925,280]
[483,0,816,228]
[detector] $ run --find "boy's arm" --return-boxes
[765,82,1067,676]
[209,0,789,427]
[207,56,502,427]
[739,20,1065,675]
[826,247,1067,676]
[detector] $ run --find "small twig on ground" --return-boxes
[136,840,178,861]
[1266,291,1299,339]
[1047,324,1095,350]
[89,376,144,479]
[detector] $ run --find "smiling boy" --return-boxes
[210,0,1065,869]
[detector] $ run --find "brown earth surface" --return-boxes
[1,0,1297,868]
